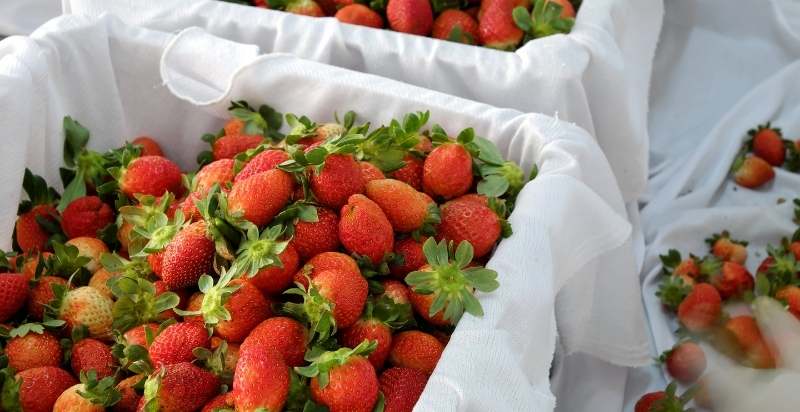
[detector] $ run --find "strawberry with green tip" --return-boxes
[512,0,575,43]
[707,230,748,264]
[140,362,221,412]
[118,156,183,198]
[16,169,61,253]
[709,261,754,299]
[292,206,340,260]
[432,9,479,44]
[750,123,786,166]
[228,169,294,226]
[212,134,264,161]
[5,324,63,372]
[235,224,295,295]
[52,285,114,340]
[53,371,120,412]
[1,366,78,412]
[108,274,180,333]
[339,194,394,265]
[634,382,694,412]
[479,0,524,50]
[341,298,408,370]
[732,155,774,188]
[365,178,440,234]
[285,0,325,16]
[131,136,164,157]
[677,283,722,332]
[193,159,235,195]
[28,276,67,320]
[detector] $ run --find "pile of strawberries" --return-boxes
[222,0,577,50]
[731,122,800,189]
[0,102,529,412]
[634,212,800,411]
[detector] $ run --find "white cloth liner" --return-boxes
[63,0,665,205]
[0,0,60,36]
[0,14,650,411]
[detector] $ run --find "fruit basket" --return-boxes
[0,14,647,411]
[64,0,663,204]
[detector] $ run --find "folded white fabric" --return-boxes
[0,0,60,35]
[0,14,649,411]
[64,0,664,204]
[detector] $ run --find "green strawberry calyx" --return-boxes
[132,210,185,257]
[651,381,697,412]
[43,241,91,281]
[109,276,180,332]
[236,224,290,276]
[18,168,60,214]
[195,185,256,261]
[0,367,23,412]
[100,253,152,279]
[656,275,692,312]
[77,370,122,407]
[174,266,242,326]
[513,0,575,41]
[142,368,165,412]
[283,277,337,342]
[111,333,154,375]
[294,340,377,389]
[228,100,284,142]
[6,320,65,338]
[358,111,428,173]
[193,340,233,384]
[405,238,499,323]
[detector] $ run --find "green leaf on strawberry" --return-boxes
[77,370,121,407]
[193,340,233,385]
[18,169,60,214]
[294,340,377,389]
[109,276,180,332]
[175,266,243,326]
[655,275,692,311]
[236,224,290,276]
[283,278,338,342]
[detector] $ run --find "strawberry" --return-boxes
[148,322,210,367]
[432,9,479,44]
[210,337,241,375]
[339,194,394,264]
[293,251,361,288]
[234,149,290,183]
[28,276,67,320]
[224,118,245,137]
[336,4,384,28]
[0,273,29,322]
[725,315,776,369]
[360,161,386,182]
[512,0,576,40]
[123,323,159,348]
[437,195,501,258]
[662,341,706,384]
[177,191,203,222]
[423,143,473,199]
[365,179,439,233]
[71,338,115,379]
[5,327,62,372]
[390,155,423,190]
[228,169,294,226]
[776,285,800,319]
[733,155,774,188]
[212,134,263,160]
[286,0,325,16]
[232,345,290,412]
[159,221,215,289]
[2,366,78,412]
[342,318,393,370]
[388,330,443,374]
[381,279,411,305]
[66,236,109,273]
[387,0,433,35]
[201,393,232,412]
[140,362,221,412]
[115,374,144,412]
[131,136,164,157]
[53,383,104,412]
[547,0,575,17]
[292,207,341,260]
[311,154,365,209]
[57,286,114,339]
[408,289,450,327]
[379,367,428,412]
[479,0,523,50]
[709,261,754,299]
[194,159,235,195]
[297,341,379,412]
[18,251,51,280]
[16,204,58,253]
[707,231,748,264]
[750,123,785,166]
[634,382,694,412]
[634,392,666,412]
[119,155,183,198]
[677,283,721,332]
[674,257,700,279]
[247,242,300,296]
[240,316,308,368]
[89,268,116,298]
[390,237,427,278]
[61,196,114,240]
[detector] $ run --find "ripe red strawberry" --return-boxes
[293,251,361,288]
[379,367,428,412]
[28,276,67,320]
[751,124,785,166]
[234,149,290,183]
[6,329,62,372]
[178,191,203,222]
[709,232,748,264]
[206,279,272,343]
[114,374,144,412]
[390,237,427,278]
[360,161,386,182]
[119,155,183,198]
[339,194,394,264]
[292,207,341,260]
[387,0,433,35]
[249,243,300,296]
[286,0,325,16]
[16,204,58,253]
[194,159,234,195]
[478,0,523,50]
[437,195,501,258]
[3,366,77,412]
[365,179,438,233]
[634,391,666,412]
[201,393,232,412]
[776,285,800,319]
[70,338,115,379]
[148,322,210,367]
[131,136,164,157]
[709,261,753,299]
[212,134,263,160]
[61,196,114,239]
[388,330,444,374]
[423,143,473,199]
[66,236,109,273]
[53,383,104,412]
[391,155,423,190]
[122,323,159,348]
[313,269,369,329]
[733,155,774,188]
[663,341,706,384]
[0,273,29,322]
[311,154,365,209]
[228,169,294,226]
[232,345,290,412]
[336,4,384,28]
[240,316,308,367]
[674,257,700,279]
[432,9,479,44]
[140,362,221,412]
[159,221,215,289]
[305,343,379,412]
[677,283,721,332]
[725,315,776,369]
[408,288,451,327]
[342,318,393,369]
